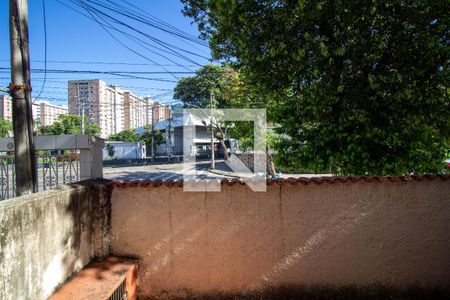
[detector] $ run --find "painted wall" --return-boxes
[0,181,111,300]
[110,179,450,297]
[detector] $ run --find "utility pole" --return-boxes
[9,0,37,195]
[167,108,172,163]
[210,91,215,169]
[151,115,155,162]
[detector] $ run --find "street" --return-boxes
[103,160,330,181]
[103,160,233,181]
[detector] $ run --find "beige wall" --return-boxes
[110,179,450,297]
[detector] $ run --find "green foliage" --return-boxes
[183,0,450,175]
[105,143,115,158]
[174,64,270,156]
[174,64,253,109]
[0,118,12,138]
[108,129,141,142]
[40,114,101,136]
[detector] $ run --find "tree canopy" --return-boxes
[174,64,254,109]
[0,118,12,138]
[174,64,267,159]
[183,0,450,175]
[108,129,141,142]
[40,115,101,136]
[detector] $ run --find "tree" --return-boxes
[0,118,12,137]
[174,64,249,109]
[108,129,141,142]
[183,0,450,175]
[139,125,164,156]
[105,143,115,158]
[40,115,101,136]
[174,64,263,160]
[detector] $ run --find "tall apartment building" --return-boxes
[0,95,12,122]
[152,102,171,124]
[144,96,154,126]
[124,92,148,130]
[68,80,126,138]
[68,80,157,137]
[40,102,68,126]
[0,95,59,125]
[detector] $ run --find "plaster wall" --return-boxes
[110,179,450,297]
[0,181,110,300]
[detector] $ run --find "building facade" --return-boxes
[152,102,171,124]
[69,80,157,137]
[40,102,68,126]
[124,92,148,130]
[0,95,61,126]
[68,80,126,138]
[144,96,154,126]
[0,95,12,122]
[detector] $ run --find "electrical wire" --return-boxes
[77,0,206,65]
[69,0,208,65]
[0,67,178,82]
[51,0,195,75]
[73,0,182,80]
[33,0,48,103]
[0,67,194,75]
[97,0,208,47]
[0,59,199,67]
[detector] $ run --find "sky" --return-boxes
[0,0,212,106]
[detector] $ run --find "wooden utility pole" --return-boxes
[9,0,37,195]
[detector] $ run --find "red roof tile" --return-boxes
[109,174,450,188]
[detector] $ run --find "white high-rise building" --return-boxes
[69,80,126,138]
[68,80,155,138]
[39,101,68,126]
[0,95,62,126]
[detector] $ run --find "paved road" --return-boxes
[103,160,233,181]
[103,160,331,181]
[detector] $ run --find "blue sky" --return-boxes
[0,0,211,106]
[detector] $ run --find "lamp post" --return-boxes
[209,91,215,169]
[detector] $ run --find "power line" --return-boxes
[92,0,209,47]
[0,67,194,75]
[33,0,48,103]
[71,0,208,64]
[0,67,178,82]
[57,0,205,70]
[0,59,199,67]
[73,0,183,80]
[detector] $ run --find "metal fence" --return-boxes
[0,151,80,200]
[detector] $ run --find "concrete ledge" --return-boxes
[0,179,112,300]
[0,134,102,151]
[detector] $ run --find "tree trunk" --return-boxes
[220,138,229,160]
[266,146,276,177]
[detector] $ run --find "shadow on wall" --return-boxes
[45,180,113,297]
[139,284,450,300]
[109,178,450,298]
